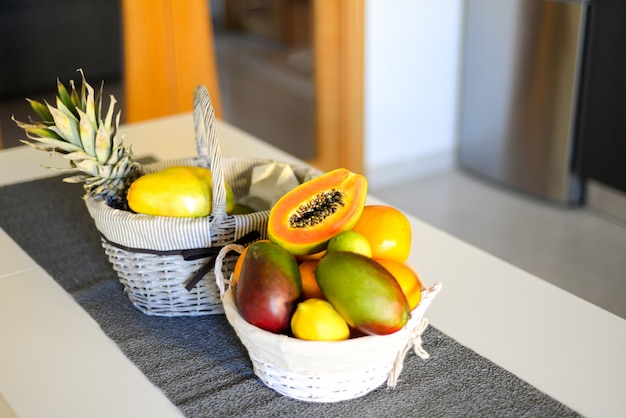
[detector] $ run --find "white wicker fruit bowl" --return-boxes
[215,244,442,402]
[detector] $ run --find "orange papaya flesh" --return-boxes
[267,168,368,255]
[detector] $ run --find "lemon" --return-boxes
[290,298,350,341]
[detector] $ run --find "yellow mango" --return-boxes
[127,166,236,217]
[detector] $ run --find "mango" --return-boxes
[236,241,302,334]
[315,251,410,335]
[127,166,235,217]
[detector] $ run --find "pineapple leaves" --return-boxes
[13,68,137,200]
[95,124,112,163]
[19,137,83,153]
[103,95,117,134]
[48,105,82,148]
[26,99,53,123]
[24,127,64,141]
[83,79,98,131]
[12,117,62,141]
[70,83,81,110]
[95,81,104,122]
[74,159,100,176]
[62,174,90,184]
[56,79,78,118]
[77,108,96,156]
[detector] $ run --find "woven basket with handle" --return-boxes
[84,85,310,316]
[214,243,443,402]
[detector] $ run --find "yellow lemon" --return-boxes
[290,298,350,341]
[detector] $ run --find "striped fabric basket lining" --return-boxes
[84,85,311,316]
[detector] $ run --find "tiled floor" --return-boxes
[370,167,626,320]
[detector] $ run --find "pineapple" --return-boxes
[12,69,139,208]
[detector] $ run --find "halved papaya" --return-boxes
[267,168,368,255]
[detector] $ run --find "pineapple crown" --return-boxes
[12,69,139,203]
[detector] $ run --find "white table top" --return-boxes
[1,113,625,418]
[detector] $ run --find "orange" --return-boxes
[375,259,423,310]
[351,205,411,263]
[231,240,269,286]
[298,260,325,300]
[231,247,248,287]
[295,250,326,263]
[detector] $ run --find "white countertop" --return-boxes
[1,113,625,418]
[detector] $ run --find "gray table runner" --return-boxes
[0,175,580,417]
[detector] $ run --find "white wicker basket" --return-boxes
[84,86,311,316]
[215,244,442,402]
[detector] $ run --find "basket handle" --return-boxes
[214,243,246,296]
[193,85,227,218]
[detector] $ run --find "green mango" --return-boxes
[315,251,410,335]
[231,203,255,214]
[127,166,235,217]
[236,241,302,334]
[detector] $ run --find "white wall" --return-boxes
[364,0,464,187]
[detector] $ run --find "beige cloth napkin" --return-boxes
[240,162,303,212]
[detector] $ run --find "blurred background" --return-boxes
[0,0,316,161]
[1,1,625,318]
[0,0,461,184]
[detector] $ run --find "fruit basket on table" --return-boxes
[13,71,312,317]
[215,246,441,402]
[212,169,443,402]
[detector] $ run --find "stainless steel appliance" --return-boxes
[458,0,590,204]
